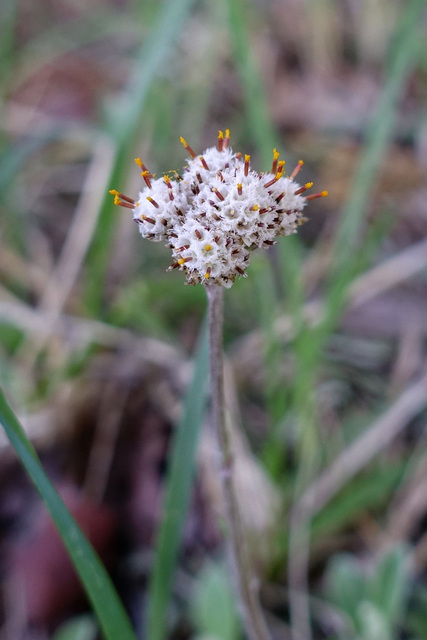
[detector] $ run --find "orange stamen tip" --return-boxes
[322,190,328,197]
[298,160,304,166]
[109,189,119,195]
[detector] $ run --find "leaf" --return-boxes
[0,388,137,640]
[52,615,98,640]
[366,546,410,625]
[191,562,240,640]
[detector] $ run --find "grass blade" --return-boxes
[146,319,209,640]
[0,388,137,640]
[85,0,198,314]
[332,0,425,267]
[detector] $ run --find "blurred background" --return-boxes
[1,0,427,638]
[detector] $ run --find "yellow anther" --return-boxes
[321,190,328,197]
[205,244,212,251]
[218,130,224,139]
[298,160,304,166]
[114,195,120,205]
[252,204,259,211]
[109,189,119,196]
[273,149,280,160]
[305,182,313,189]
[204,271,211,279]
[244,154,250,163]
[180,137,187,147]
[225,129,230,138]
[134,158,143,168]
[178,258,185,265]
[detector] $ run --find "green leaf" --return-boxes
[367,546,410,625]
[146,319,210,640]
[191,562,240,640]
[0,388,137,640]
[52,615,98,640]
[325,554,366,628]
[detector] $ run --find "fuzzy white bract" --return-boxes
[110,131,327,288]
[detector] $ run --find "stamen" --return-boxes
[134,158,149,173]
[235,266,246,276]
[141,170,152,188]
[213,188,225,201]
[271,148,280,174]
[244,155,250,177]
[290,160,304,180]
[141,215,156,224]
[205,244,212,251]
[200,155,209,170]
[204,266,212,279]
[276,160,285,177]
[109,190,135,205]
[195,229,202,239]
[305,190,328,201]
[146,196,159,208]
[180,137,196,158]
[196,172,203,183]
[115,201,134,209]
[237,183,242,196]
[250,204,259,211]
[217,130,224,151]
[276,192,285,203]
[224,129,230,149]
[294,182,313,196]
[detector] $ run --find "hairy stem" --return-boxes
[205,283,271,640]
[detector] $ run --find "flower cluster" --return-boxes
[110,131,327,288]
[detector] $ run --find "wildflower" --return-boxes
[110,131,327,288]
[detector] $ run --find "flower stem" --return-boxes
[205,283,272,640]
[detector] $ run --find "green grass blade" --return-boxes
[225,0,277,164]
[85,0,198,314]
[332,0,425,268]
[146,319,209,640]
[0,388,137,640]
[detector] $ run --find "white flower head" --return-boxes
[110,130,327,288]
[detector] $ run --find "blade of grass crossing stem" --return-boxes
[0,388,137,640]
[147,320,209,640]
[84,0,198,315]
